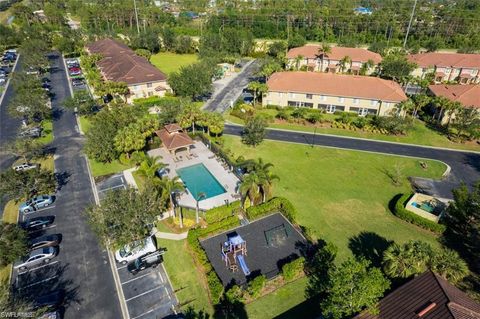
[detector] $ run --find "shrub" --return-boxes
[291,108,308,119]
[247,275,266,299]
[206,201,241,224]
[207,271,224,304]
[393,193,446,234]
[353,117,369,129]
[307,112,322,123]
[246,197,297,224]
[257,113,275,123]
[281,257,305,281]
[371,115,413,135]
[336,112,356,124]
[225,285,245,303]
[276,110,290,120]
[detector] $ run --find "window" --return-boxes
[288,93,295,98]
[147,83,152,88]
[370,100,378,107]
[288,101,313,108]
[445,68,451,74]
[338,97,345,103]
[353,98,359,105]
[306,94,313,99]
[471,69,477,75]
[358,108,368,116]
[325,105,336,113]
[320,95,327,101]
[148,92,153,97]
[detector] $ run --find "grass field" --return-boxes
[158,238,213,314]
[78,116,92,134]
[223,136,444,261]
[0,201,19,283]
[150,52,198,75]
[37,120,54,145]
[226,110,480,152]
[89,158,132,178]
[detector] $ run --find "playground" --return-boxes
[200,213,307,287]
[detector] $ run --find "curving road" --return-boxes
[224,124,480,198]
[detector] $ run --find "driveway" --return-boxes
[17,52,122,319]
[203,60,260,112]
[224,124,480,198]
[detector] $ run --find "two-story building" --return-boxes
[86,38,171,103]
[286,45,382,75]
[428,84,480,124]
[408,52,480,84]
[264,72,407,116]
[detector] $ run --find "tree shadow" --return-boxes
[213,298,248,319]
[55,171,71,191]
[52,108,63,121]
[348,231,393,268]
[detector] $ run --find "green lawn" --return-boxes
[150,52,198,75]
[89,158,132,178]
[0,201,19,283]
[78,116,92,134]
[37,120,54,145]
[158,238,213,314]
[226,110,480,152]
[223,136,444,261]
[246,277,320,319]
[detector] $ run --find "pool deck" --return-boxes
[148,141,241,210]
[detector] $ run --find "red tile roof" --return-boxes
[355,271,480,319]
[267,71,407,102]
[408,52,480,69]
[86,38,167,85]
[287,45,382,64]
[155,126,193,151]
[428,85,480,109]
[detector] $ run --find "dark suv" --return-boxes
[127,249,166,275]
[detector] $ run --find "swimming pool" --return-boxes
[176,163,226,200]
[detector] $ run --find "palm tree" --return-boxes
[157,176,185,217]
[178,104,201,133]
[252,158,279,203]
[433,96,453,124]
[294,54,304,70]
[195,192,206,224]
[412,94,431,117]
[136,155,165,180]
[208,112,225,137]
[397,99,415,117]
[431,249,469,284]
[339,56,352,73]
[383,240,433,279]
[239,173,261,207]
[317,43,332,72]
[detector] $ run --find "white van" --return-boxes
[115,236,157,264]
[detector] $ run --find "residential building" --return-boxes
[286,45,382,75]
[85,38,170,103]
[355,271,480,319]
[408,52,480,84]
[264,72,407,116]
[428,84,480,124]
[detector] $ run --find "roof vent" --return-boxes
[417,302,436,317]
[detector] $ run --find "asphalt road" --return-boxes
[224,124,480,198]
[203,60,260,112]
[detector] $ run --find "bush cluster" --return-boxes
[247,275,266,299]
[393,193,446,234]
[205,201,241,224]
[281,257,305,282]
[186,215,241,304]
[133,96,182,109]
[246,197,297,224]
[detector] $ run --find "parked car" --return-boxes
[34,289,64,310]
[19,195,54,213]
[127,249,166,275]
[29,234,61,250]
[115,236,157,265]
[13,162,38,172]
[42,76,51,83]
[14,246,58,270]
[68,68,82,76]
[19,126,42,138]
[21,216,55,231]
[71,78,84,87]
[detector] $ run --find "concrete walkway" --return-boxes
[155,231,188,240]
[122,167,138,189]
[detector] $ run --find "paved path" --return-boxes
[155,231,188,240]
[224,124,480,198]
[48,53,122,319]
[203,60,259,112]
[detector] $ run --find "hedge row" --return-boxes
[205,201,241,224]
[132,96,181,108]
[186,215,241,304]
[246,197,297,224]
[393,193,446,234]
[281,257,305,282]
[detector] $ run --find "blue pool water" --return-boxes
[176,164,226,200]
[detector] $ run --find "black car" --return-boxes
[21,216,55,232]
[71,78,84,87]
[29,234,62,250]
[127,249,166,275]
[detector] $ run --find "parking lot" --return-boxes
[96,174,178,318]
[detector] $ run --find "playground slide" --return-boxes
[236,255,251,276]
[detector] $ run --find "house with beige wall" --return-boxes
[408,52,480,84]
[264,72,407,116]
[286,45,382,75]
[86,38,171,103]
[428,84,480,124]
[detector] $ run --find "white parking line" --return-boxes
[121,272,151,285]
[117,264,128,270]
[125,286,163,302]
[17,260,59,275]
[98,184,126,193]
[164,287,171,300]
[158,271,164,283]
[18,275,58,290]
[131,304,170,319]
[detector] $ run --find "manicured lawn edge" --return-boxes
[393,193,447,234]
[0,201,19,283]
[38,120,54,145]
